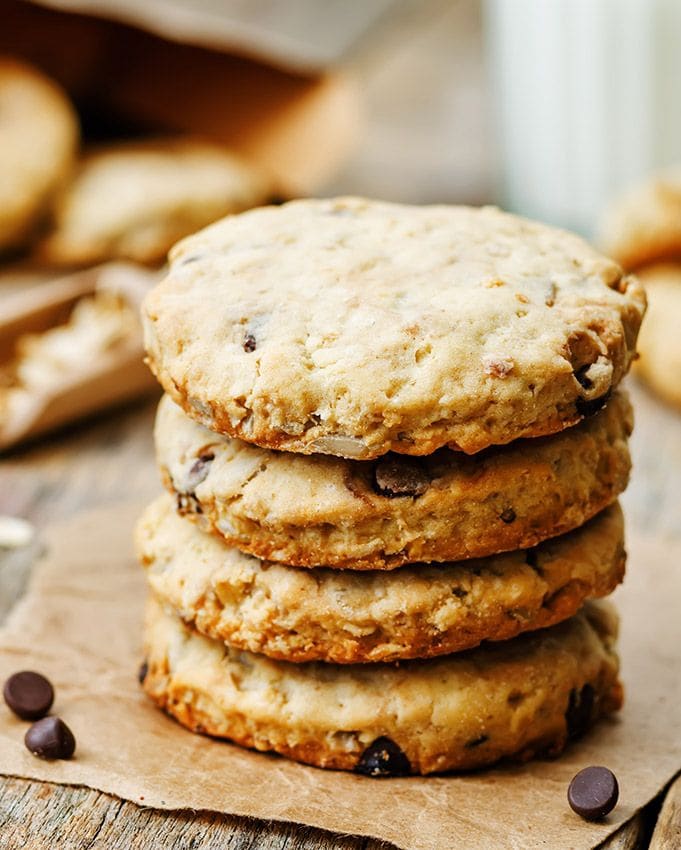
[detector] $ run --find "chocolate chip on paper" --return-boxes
[25,716,76,760]
[3,671,54,720]
[568,766,619,820]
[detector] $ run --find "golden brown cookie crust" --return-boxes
[143,198,645,459]
[137,496,625,663]
[155,391,632,569]
[0,57,78,252]
[141,597,622,775]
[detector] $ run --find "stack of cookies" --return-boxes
[137,198,646,776]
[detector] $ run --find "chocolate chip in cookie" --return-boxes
[177,492,203,516]
[185,452,215,491]
[355,736,411,777]
[574,365,594,390]
[373,455,429,498]
[565,683,595,740]
[576,392,611,418]
[464,734,489,749]
[499,507,516,524]
[243,333,256,353]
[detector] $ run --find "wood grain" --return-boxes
[648,775,681,850]
[597,812,648,850]
[0,777,395,850]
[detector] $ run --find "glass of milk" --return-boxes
[483,0,681,235]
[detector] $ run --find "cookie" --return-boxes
[40,139,273,267]
[0,57,78,253]
[632,264,681,408]
[155,391,632,569]
[137,494,625,663]
[142,197,645,459]
[141,596,622,774]
[599,168,681,270]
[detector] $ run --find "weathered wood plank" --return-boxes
[0,777,395,850]
[648,774,681,850]
[596,806,657,850]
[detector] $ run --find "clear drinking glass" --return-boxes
[484,0,681,235]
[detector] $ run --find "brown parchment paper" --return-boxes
[0,502,679,850]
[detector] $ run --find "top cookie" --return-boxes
[40,139,273,267]
[598,168,681,270]
[0,57,78,253]
[143,197,645,458]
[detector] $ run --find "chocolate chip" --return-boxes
[576,391,610,418]
[25,716,76,760]
[499,507,516,524]
[355,737,411,777]
[574,365,594,390]
[565,683,595,740]
[507,691,525,706]
[177,492,202,515]
[243,333,256,353]
[137,661,148,684]
[464,734,489,749]
[568,766,619,820]
[373,455,429,498]
[3,671,54,720]
[186,452,214,490]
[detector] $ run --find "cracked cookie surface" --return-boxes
[141,596,622,774]
[155,391,632,568]
[137,495,625,663]
[143,197,645,458]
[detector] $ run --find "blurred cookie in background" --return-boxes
[598,168,681,271]
[40,139,275,267]
[599,169,681,409]
[632,264,681,409]
[0,57,79,255]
